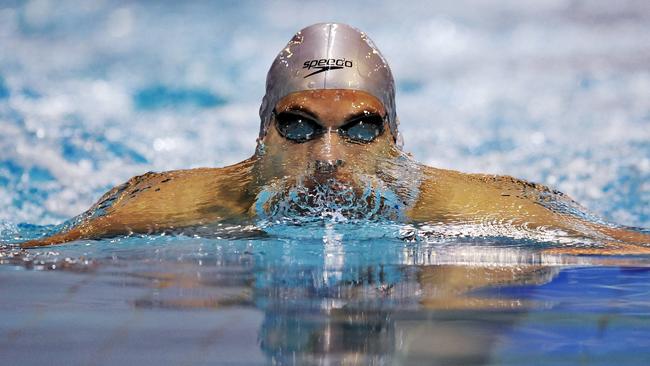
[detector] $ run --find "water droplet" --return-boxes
[256,141,266,156]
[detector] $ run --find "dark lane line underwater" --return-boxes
[1,5,650,366]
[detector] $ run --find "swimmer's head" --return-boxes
[259,23,401,147]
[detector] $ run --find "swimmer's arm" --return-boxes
[21,162,257,248]
[477,177,650,252]
[19,172,157,247]
[20,214,131,248]
[409,168,650,254]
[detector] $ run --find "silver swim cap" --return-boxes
[259,23,400,145]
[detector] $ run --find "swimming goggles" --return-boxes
[273,109,386,143]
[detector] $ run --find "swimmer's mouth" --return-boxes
[311,159,345,175]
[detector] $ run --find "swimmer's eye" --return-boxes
[339,114,385,143]
[275,112,324,143]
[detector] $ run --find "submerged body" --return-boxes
[19,24,650,253]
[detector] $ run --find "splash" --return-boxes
[253,149,423,226]
[254,175,406,225]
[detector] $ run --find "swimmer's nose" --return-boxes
[313,159,345,174]
[310,129,346,163]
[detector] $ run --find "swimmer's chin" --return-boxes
[252,169,407,224]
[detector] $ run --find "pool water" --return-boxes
[2,229,650,365]
[1,1,650,365]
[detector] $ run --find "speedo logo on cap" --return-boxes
[302,58,353,78]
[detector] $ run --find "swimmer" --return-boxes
[21,23,650,253]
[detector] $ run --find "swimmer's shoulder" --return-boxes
[462,171,577,205]
[406,165,461,220]
[97,157,258,216]
[20,158,260,247]
[418,165,568,199]
[409,165,575,221]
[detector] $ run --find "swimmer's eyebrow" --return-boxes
[277,106,384,124]
[279,106,319,120]
[343,110,384,122]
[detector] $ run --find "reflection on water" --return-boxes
[2,228,650,365]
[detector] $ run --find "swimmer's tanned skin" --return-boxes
[20,23,650,254]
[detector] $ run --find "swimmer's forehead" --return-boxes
[275,89,386,117]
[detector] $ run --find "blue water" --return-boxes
[2,233,650,365]
[1,1,650,365]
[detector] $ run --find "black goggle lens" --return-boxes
[275,112,323,143]
[339,115,384,143]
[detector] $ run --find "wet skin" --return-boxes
[20,90,650,253]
